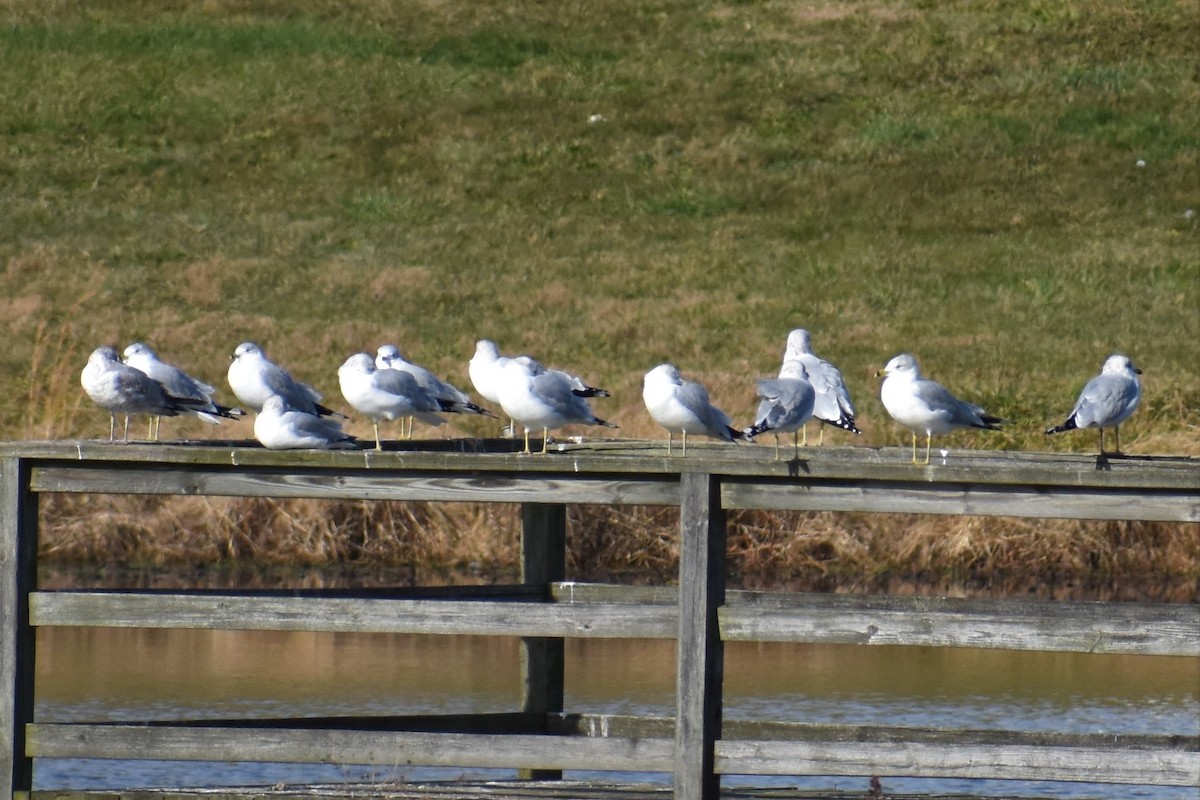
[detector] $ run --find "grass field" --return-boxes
[2,1,1197,597]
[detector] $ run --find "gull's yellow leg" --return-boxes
[1098,427,1106,455]
[373,421,382,451]
[666,432,673,455]
[1114,426,1122,454]
[108,414,116,442]
[773,434,781,461]
[123,416,131,442]
[818,424,825,446]
[924,433,933,465]
[682,431,688,456]
[793,431,800,460]
[910,432,918,464]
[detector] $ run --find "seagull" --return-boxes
[376,344,493,438]
[80,346,219,442]
[253,394,356,450]
[744,360,816,460]
[782,329,861,443]
[497,357,617,454]
[339,353,460,449]
[469,339,514,433]
[642,364,747,455]
[876,353,1007,464]
[227,342,343,418]
[122,342,244,439]
[1046,354,1142,455]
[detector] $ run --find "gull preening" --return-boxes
[876,353,1006,464]
[497,357,617,454]
[81,346,229,442]
[227,342,343,418]
[122,342,244,438]
[254,394,356,450]
[1046,354,1142,455]
[376,344,492,438]
[642,364,746,455]
[783,329,861,443]
[744,360,816,460]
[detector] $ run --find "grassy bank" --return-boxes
[2,1,1197,598]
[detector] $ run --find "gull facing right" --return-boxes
[1045,354,1142,455]
[876,353,1006,464]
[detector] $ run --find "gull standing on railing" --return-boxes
[744,360,816,460]
[876,353,1006,465]
[497,357,617,454]
[122,342,244,439]
[642,363,747,456]
[782,328,861,444]
[1046,354,1142,455]
[376,344,492,438]
[81,346,225,442]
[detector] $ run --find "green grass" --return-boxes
[1,0,1197,456]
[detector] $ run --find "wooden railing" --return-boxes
[2,439,1198,798]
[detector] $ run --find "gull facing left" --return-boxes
[254,394,356,450]
[81,346,219,442]
[876,353,1006,464]
[339,353,455,449]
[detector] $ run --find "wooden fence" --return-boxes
[2,439,1198,799]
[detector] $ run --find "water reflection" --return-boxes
[35,628,1199,797]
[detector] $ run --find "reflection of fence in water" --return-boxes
[3,440,1198,797]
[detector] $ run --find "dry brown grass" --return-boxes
[37,493,1199,602]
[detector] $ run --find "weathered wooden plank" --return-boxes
[551,584,1200,657]
[714,739,1200,786]
[675,472,726,800]
[718,603,1200,657]
[30,465,678,506]
[0,458,37,797]
[11,439,1199,491]
[28,592,678,639]
[722,478,1200,522]
[24,724,674,773]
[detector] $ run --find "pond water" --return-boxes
[33,626,1199,798]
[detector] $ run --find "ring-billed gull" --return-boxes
[122,342,244,439]
[744,360,816,460]
[783,329,861,443]
[1045,354,1142,455]
[876,353,1006,464]
[376,344,493,438]
[81,346,222,442]
[469,340,608,436]
[642,364,747,456]
[339,353,455,449]
[497,357,617,454]
[254,395,356,450]
[228,342,343,418]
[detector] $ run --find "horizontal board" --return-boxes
[30,466,677,506]
[553,583,1200,656]
[28,592,678,639]
[722,479,1200,522]
[24,724,674,773]
[10,439,1198,491]
[714,739,1200,786]
[718,604,1200,657]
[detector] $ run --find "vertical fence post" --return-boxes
[675,472,725,800]
[1,458,37,798]
[519,502,566,780]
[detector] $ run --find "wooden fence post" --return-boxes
[519,502,566,780]
[675,472,726,800]
[1,458,37,798]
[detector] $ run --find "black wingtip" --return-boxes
[316,402,349,420]
[1045,416,1078,436]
